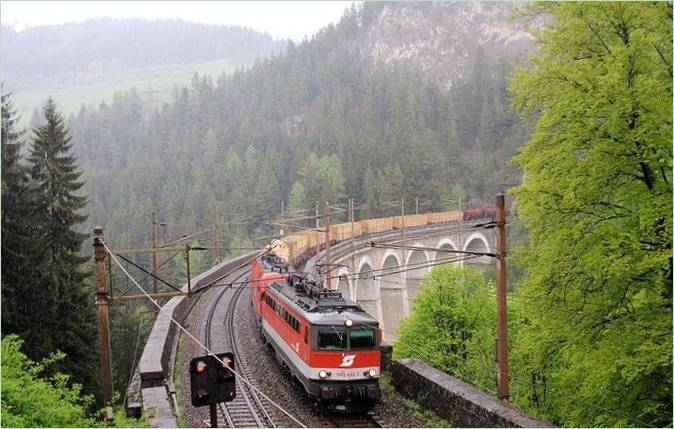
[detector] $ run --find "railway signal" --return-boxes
[190,352,236,428]
[190,352,236,407]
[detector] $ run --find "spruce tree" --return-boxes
[1,90,38,336]
[26,98,98,395]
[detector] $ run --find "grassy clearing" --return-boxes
[10,58,247,125]
[380,372,454,428]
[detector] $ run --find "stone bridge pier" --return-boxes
[331,228,495,341]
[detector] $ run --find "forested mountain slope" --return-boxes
[2,19,286,123]
[65,2,528,275]
[1,20,284,86]
[346,2,535,88]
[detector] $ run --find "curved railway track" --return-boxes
[203,267,277,428]
[199,264,384,428]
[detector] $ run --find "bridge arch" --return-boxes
[335,267,352,301]
[355,255,377,301]
[380,250,402,283]
[463,232,491,264]
[404,243,430,300]
[379,250,405,339]
[355,255,380,325]
[434,238,459,265]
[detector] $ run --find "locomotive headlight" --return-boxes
[368,368,377,378]
[344,319,353,327]
[318,370,329,379]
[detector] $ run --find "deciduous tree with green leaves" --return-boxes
[1,334,148,428]
[1,335,96,427]
[394,265,497,394]
[509,3,672,426]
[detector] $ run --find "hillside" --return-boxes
[1,19,286,121]
[65,1,528,258]
[1,19,285,83]
[350,2,534,88]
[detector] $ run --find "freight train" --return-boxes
[282,208,496,265]
[248,208,497,410]
[251,247,381,411]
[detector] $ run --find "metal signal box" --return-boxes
[189,352,236,407]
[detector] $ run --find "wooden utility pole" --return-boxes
[213,206,220,261]
[315,202,320,256]
[400,196,405,236]
[280,201,285,236]
[185,245,192,294]
[324,201,331,289]
[349,198,356,296]
[93,227,114,419]
[458,196,464,266]
[415,196,419,215]
[151,211,159,298]
[495,194,509,402]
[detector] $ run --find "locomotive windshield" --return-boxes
[349,327,376,349]
[315,326,377,350]
[317,327,347,350]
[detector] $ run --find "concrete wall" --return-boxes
[130,252,257,426]
[391,359,554,428]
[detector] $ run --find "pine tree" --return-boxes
[1,90,38,338]
[26,98,98,395]
[287,181,306,214]
[362,167,379,219]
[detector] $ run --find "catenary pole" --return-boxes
[93,227,114,419]
[495,194,509,401]
[151,211,159,314]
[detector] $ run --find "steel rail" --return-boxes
[203,267,277,428]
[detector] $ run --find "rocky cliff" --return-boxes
[354,2,534,88]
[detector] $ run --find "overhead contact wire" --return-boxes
[102,241,308,428]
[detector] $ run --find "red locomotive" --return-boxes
[251,252,381,411]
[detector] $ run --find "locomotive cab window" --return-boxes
[316,327,347,350]
[350,327,376,349]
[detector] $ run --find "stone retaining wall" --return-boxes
[391,359,554,428]
[128,252,257,426]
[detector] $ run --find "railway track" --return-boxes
[203,267,277,428]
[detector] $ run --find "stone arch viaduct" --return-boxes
[306,221,496,341]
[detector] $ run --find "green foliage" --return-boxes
[287,181,306,214]
[290,152,346,214]
[1,97,101,397]
[174,241,208,282]
[1,90,39,343]
[109,301,153,397]
[1,335,95,427]
[509,3,672,426]
[394,264,496,393]
[66,4,526,260]
[1,334,149,428]
[99,407,149,428]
